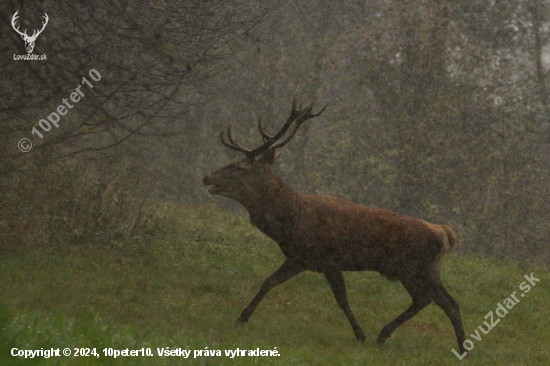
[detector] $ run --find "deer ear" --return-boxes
[258,150,282,165]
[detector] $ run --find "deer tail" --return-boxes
[441,225,457,250]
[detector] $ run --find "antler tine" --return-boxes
[299,89,321,114]
[257,116,273,142]
[269,99,327,151]
[227,123,242,147]
[220,125,251,156]
[11,10,18,26]
[29,13,48,39]
[311,102,329,117]
[291,84,301,112]
[11,11,27,37]
[36,13,49,36]
[295,89,328,118]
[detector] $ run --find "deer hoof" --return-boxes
[376,334,389,344]
[235,317,247,326]
[356,334,367,343]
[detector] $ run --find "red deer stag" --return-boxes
[203,89,467,355]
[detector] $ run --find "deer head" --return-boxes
[203,88,327,204]
[11,11,49,54]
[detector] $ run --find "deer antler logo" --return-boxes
[11,11,49,54]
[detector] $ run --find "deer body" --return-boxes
[242,175,452,276]
[203,89,467,355]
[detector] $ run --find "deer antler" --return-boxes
[220,87,328,159]
[11,11,48,40]
[31,13,49,40]
[11,11,26,38]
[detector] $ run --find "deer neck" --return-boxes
[244,174,300,224]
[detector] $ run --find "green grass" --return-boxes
[0,205,549,365]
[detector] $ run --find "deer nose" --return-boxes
[203,175,212,185]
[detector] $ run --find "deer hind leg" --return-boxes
[424,275,467,355]
[236,259,304,325]
[377,277,432,343]
[324,270,367,342]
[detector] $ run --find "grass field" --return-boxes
[1,205,549,365]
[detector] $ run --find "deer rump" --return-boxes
[251,194,454,280]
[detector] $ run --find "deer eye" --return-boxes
[233,167,247,174]
[227,165,245,174]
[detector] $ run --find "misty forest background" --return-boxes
[2,0,550,263]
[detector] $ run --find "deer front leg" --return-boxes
[236,259,304,325]
[324,270,367,342]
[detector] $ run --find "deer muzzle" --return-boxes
[203,174,221,195]
[202,175,212,185]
